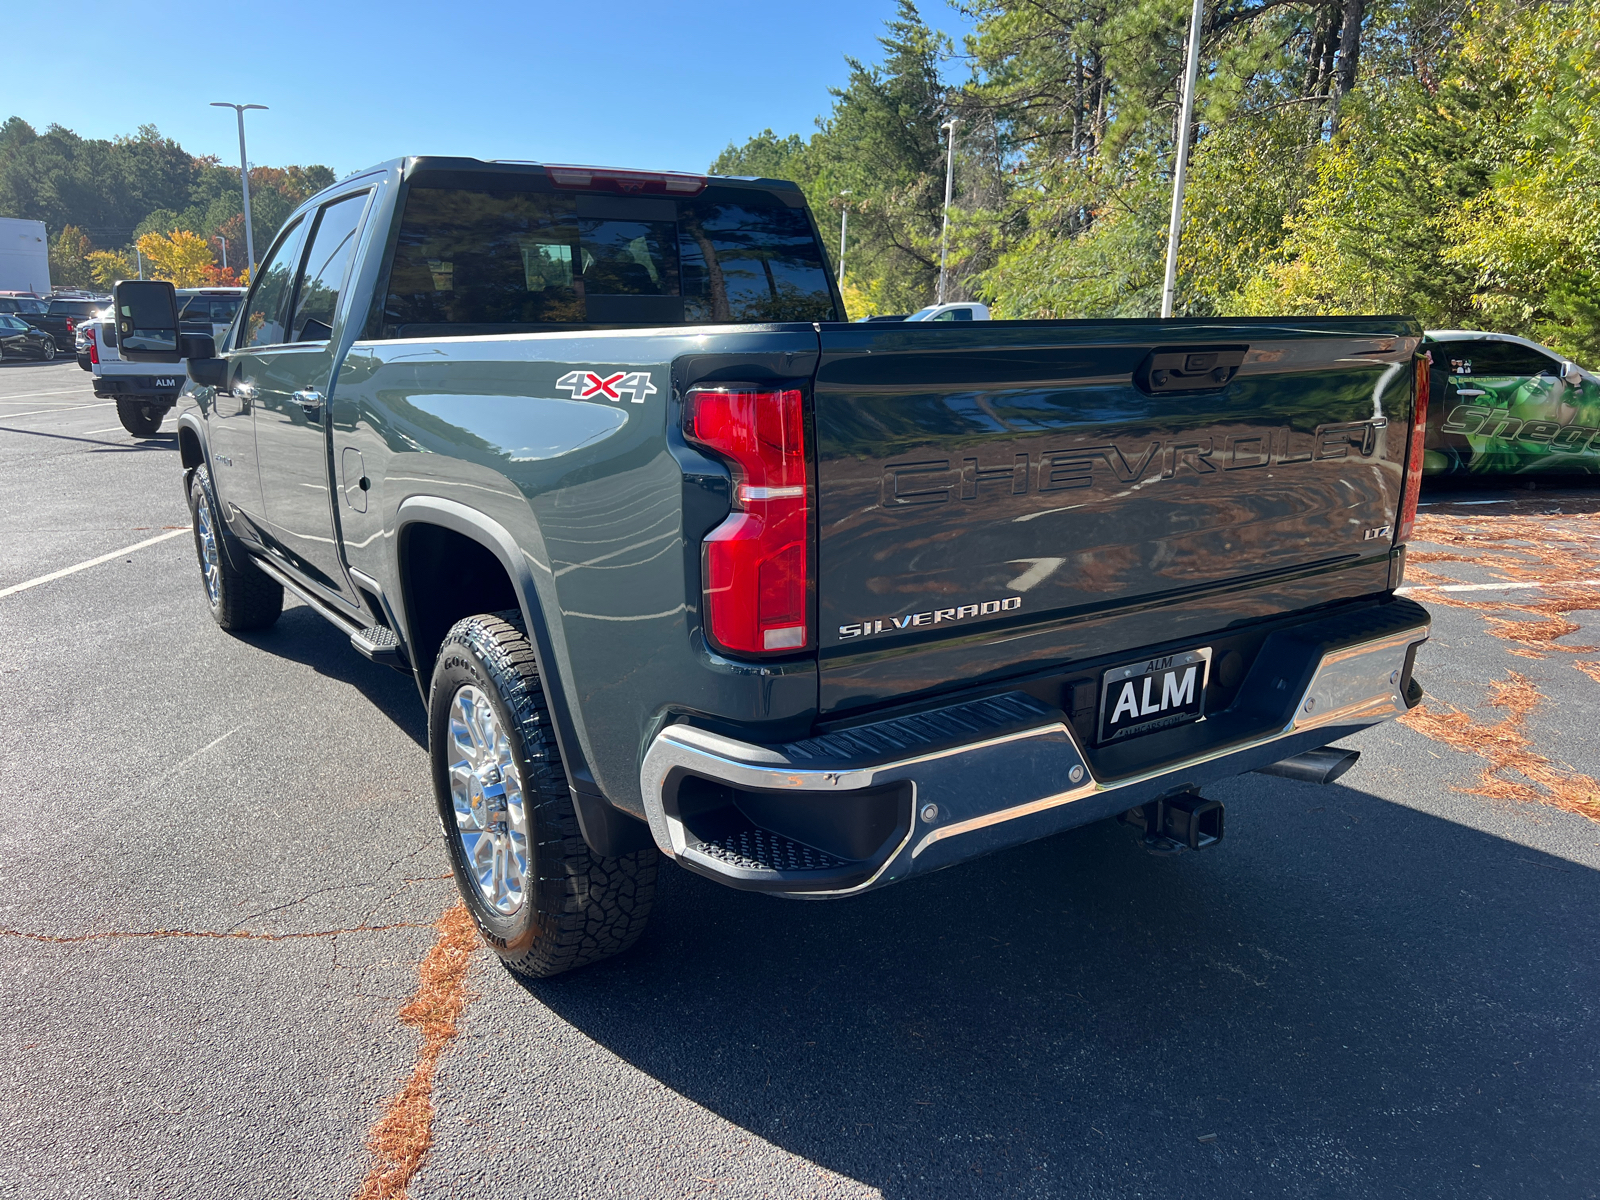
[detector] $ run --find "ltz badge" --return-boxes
[555,369,658,403]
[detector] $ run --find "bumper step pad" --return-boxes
[691,828,849,874]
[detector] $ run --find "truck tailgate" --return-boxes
[813,318,1420,715]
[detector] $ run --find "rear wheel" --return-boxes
[116,397,165,437]
[187,464,283,631]
[428,612,657,979]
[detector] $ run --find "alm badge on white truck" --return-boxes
[1098,647,1213,744]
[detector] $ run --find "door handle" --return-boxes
[293,389,324,420]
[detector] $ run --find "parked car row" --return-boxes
[0,291,112,365]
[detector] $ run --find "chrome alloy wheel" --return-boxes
[447,684,529,915]
[194,488,221,607]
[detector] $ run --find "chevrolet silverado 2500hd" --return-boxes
[114,156,1433,978]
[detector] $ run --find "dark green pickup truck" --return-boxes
[115,157,1433,978]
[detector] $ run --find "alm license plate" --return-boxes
[152,377,179,388]
[1098,647,1212,744]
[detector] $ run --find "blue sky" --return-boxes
[4,0,976,178]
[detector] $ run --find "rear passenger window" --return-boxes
[287,192,369,342]
[380,180,835,337]
[1442,340,1558,377]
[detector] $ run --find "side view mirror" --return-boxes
[187,355,229,390]
[1561,361,1583,386]
[113,279,181,362]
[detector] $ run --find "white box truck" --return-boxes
[0,217,51,294]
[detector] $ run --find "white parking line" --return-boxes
[0,528,191,600]
[81,426,128,435]
[1396,578,1600,595]
[0,402,109,419]
[0,387,95,402]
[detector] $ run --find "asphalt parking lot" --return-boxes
[2,357,1598,1200]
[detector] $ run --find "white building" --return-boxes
[0,217,51,294]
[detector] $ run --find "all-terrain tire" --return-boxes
[117,397,165,437]
[428,612,657,979]
[187,464,283,631]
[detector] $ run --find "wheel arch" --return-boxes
[176,414,206,472]
[394,497,595,794]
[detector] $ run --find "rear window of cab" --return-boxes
[379,180,838,337]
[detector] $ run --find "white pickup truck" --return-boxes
[93,287,244,435]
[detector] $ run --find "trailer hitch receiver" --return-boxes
[1120,792,1224,854]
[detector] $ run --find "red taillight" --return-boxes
[1396,351,1430,544]
[87,327,98,364]
[65,318,76,334]
[685,388,810,655]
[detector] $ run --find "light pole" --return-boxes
[211,101,267,275]
[936,117,960,305]
[1160,0,1205,319]
[836,191,852,286]
[215,235,228,271]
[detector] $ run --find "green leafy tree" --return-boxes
[48,224,93,289]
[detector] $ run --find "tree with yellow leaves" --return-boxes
[135,229,216,287]
[86,249,135,290]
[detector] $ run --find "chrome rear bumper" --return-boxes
[639,606,1429,897]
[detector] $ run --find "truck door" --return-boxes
[215,216,306,536]
[248,189,372,604]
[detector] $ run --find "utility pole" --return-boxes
[211,101,268,275]
[837,191,852,285]
[215,236,228,271]
[937,117,960,305]
[136,247,144,280]
[1160,0,1205,319]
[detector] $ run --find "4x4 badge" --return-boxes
[555,369,657,404]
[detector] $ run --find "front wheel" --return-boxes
[116,397,166,437]
[41,339,56,361]
[187,464,283,631]
[428,612,657,979]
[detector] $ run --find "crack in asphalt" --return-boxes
[0,921,431,944]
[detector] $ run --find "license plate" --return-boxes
[1098,647,1212,744]
[153,377,178,388]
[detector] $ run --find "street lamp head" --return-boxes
[210,102,269,111]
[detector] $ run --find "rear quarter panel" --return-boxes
[329,326,820,816]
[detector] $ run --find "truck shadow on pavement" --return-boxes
[0,426,178,451]
[520,776,1600,1198]
[236,605,426,748]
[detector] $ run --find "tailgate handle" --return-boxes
[1135,345,1248,395]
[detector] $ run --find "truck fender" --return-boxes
[175,410,254,577]
[393,496,602,809]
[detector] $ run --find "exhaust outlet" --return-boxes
[1120,791,1224,853]
[1254,747,1361,786]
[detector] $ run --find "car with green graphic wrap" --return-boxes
[1422,331,1600,476]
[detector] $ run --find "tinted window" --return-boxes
[48,300,99,317]
[0,315,20,329]
[1438,339,1558,377]
[678,197,834,323]
[238,218,307,349]
[0,300,16,313]
[287,192,369,342]
[380,181,834,336]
